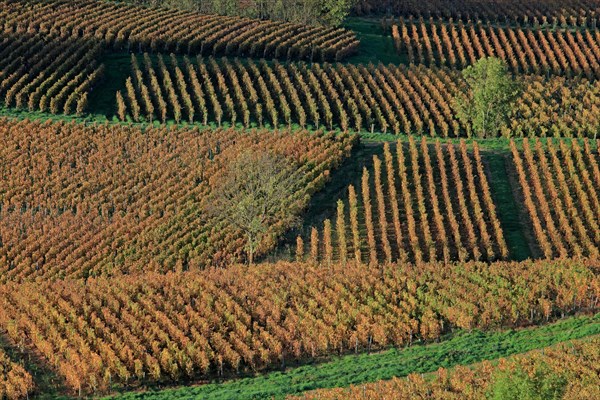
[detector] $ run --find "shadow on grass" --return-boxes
[270,140,384,261]
[344,17,406,65]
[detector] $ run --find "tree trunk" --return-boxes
[248,233,255,265]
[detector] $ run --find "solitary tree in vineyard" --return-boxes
[456,57,521,137]
[206,152,302,264]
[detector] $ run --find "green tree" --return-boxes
[319,0,357,27]
[162,0,198,11]
[134,0,355,26]
[487,363,567,400]
[456,57,521,138]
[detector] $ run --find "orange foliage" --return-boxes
[0,349,33,400]
[0,119,355,282]
[302,139,507,263]
[0,258,597,394]
[0,0,358,62]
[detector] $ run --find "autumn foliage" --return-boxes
[511,138,600,259]
[508,76,600,137]
[0,258,597,394]
[372,0,600,27]
[0,349,33,400]
[300,138,508,263]
[0,31,103,115]
[0,118,355,282]
[119,54,600,139]
[393,18,600,79]
[0,0,358,62]
[118,55,462,136]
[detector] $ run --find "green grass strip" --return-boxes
[484,151,532,260]
[343,17,406,65]
[0,102,598,155]
[3,104,596,155]
[105,313,600,399]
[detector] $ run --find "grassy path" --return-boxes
[87,53,132,120]
[343,18,406,65]
[484,151,533,260]
[105,313,600,400]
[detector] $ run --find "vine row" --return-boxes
[0,258,597,394]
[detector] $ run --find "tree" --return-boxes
[455,57,521,138]
[206,151,302,264]
[487,363,567,400]
[318,0,357,27]
[134,0,355,26]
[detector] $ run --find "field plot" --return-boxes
[300,138,507,264]
[358,0,600,26]
[295,333,600,399]
[102,314,600,399]
[0,31,104,115]
[116,54,600,138]
[509,76,600,137]
[0,258,597,395]
[511,138,600,259]
[2,0,600,398]
[0,347,33,400]
[118,55,461,135]
[0,0,358,61]
[392,19,600,79]
[0,119,355,282]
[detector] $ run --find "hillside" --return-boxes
[0,0,599,399]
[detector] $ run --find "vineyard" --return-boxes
[508,75,600,137]
[358,0,600,26]
[118,54,464,134]
[0,258,597,395]
[392,18,600,79]
[0,31,104,115]
[298,135,600,265]
[115,54,600,138]
[0,348,32,400]
[0,118,355,283]
[1,0,600,398]
[510,138,600,259]
[294,333,600,399]
[0,0,358,62]
[299,138,507,264]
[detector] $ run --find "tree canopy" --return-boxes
[207,151,302,264]
[135,0,356,26]
[488,363,567,400]
[456,57,522,138]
